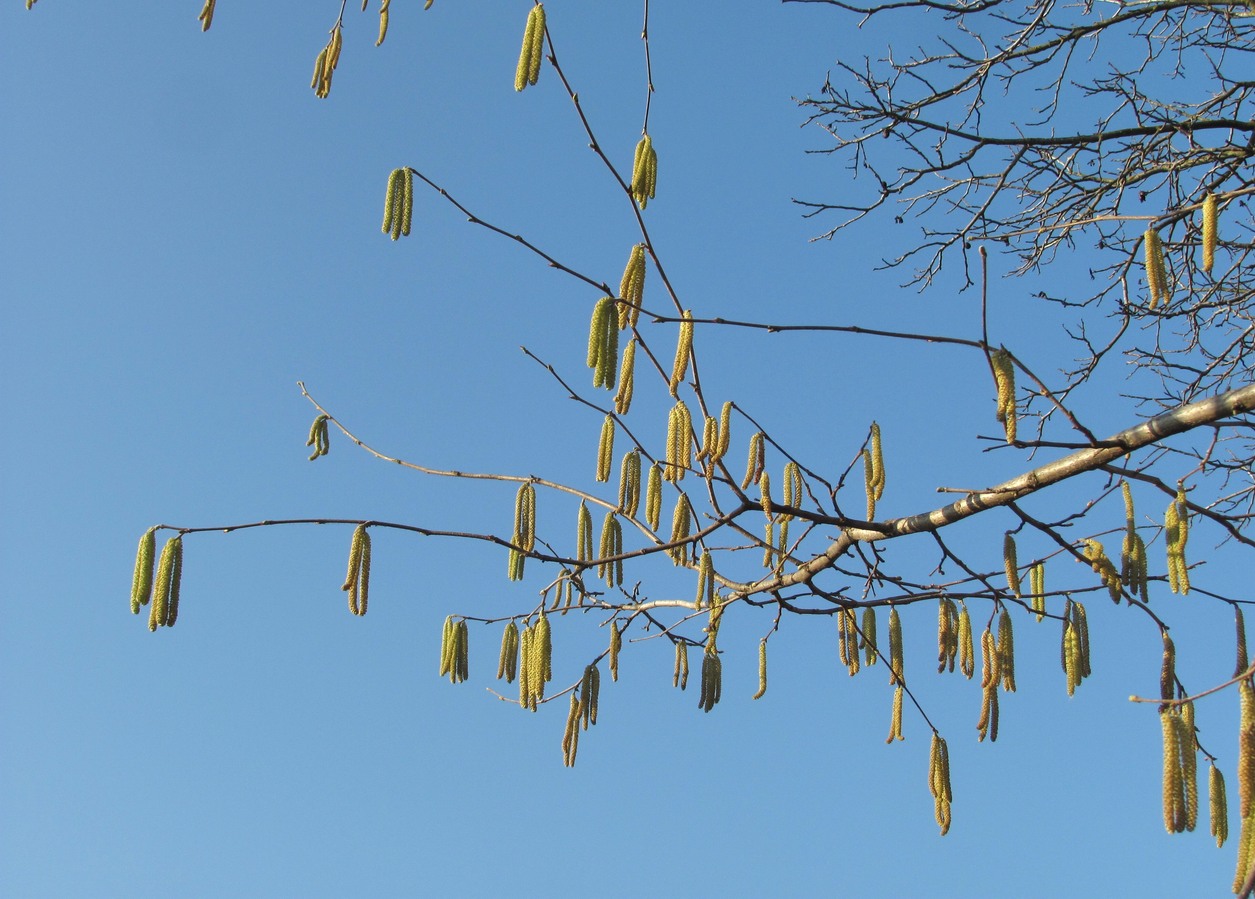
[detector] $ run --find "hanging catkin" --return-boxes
[513,3,546,92]
[1202,193,1218,277]
[130,527,157,615]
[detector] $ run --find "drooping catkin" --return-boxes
[1161,631,1177,704]
[513,3,546,92]
[148,535,184,631]
[598,512,623,588]
[508,483,536,581]
[645,462,662,532]
[1029,561,1046,622]
[888,607,904,686]
[536,612,552,684]
[631,133,658,209]
[1240,680,1255,817]
[886,685,904,743]
[990,348,1017,443]
[1237,606,1249,678]
[306,413,330,460]
[929,734,953,836]
[665,640,686,691]
[375,0,391,46]
[1202,193,1218,276]
[618,244,646,330]
[1120,483,1149,601]
[609,623,622,682]
[937,598,957,674]
[1182,700,1199,832]
[977,627,1000,742]
[562,692,581,767]
[380,168,413,241]
[576,501,593,563]
[198,0,216,31]
[997,608,1016,693]
[310,24,343,99]
[668,494,691,565]
[440,615,455,676]
[596,415,615,483]
[957,603,974,679]
[439,617,469,685]
[614,339,637,415]
[497,621,520,682]
[1082,539,1122,603]
[1212,764,1230,848]
[1163,708,1187,833]
[865,422,885,519]
[618,449,641,517]
[1166,486,1190,594]
[580,663,600,729]
[759,470,773,521]
[753,639,768,700]
[669,310,694,397]
[665,400,692,483]
[862,607,879,667]
[838,607,860,677]
[695,550,714,611]
[587,297,619,390]
[518,624,532,707]
[742,431,765,490]
[715,402,732,465]
[1144,228,1170,309]
[130,527,157,615]
[699,648,722,712]
[863,450,877,521]
[342,525,371,617]
[1002,533,1021,597]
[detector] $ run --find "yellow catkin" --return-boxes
[509,483,536,581]
[1144,228,1170,309]
[562,692,581,767]
[130,527,157,615]
[839,608,860,677]
[306,413,330,459]
[311,25,342,99]
[619,450,641,518]
[937,598,956,674]
[1212,764,1230,848]
[699,649,722,712]
[666,400,692,483]
[375,0,391,46]
[759,470,773,521]
[1002,533,1021,597]
[668,494,691,565]
[609,623,622,682]
[440,615,455,677]
[695,550,714,611]
[148,535,183,631]
[1030,561,1046,622]
[957,604,974,679]
[929,734,953,835]
[514,3,546,92]
[598,512,623,588]
[998,609,1016,692]
[863,450,877,521]
[596,415,615,483]
[379,168,414,241]
[1063,620,1080,696]
[1202,193,1218,276]
[536,613,552,684]
[1083,539,1122,603]
[618,244,646,330]
[1236,809,1255,894]
[990,348,1017,443]
[631,134,658,208]
[517,624,532,706]
[673,641,689,690]
[1182,700,1199,832]
[868,421,885,501]
[886,685,904,743]
[1237,606,1249,678]
[614,339,636,415]
[753,639,768,700]
[1163,709,1186,832]
[1240,681,1255,818]
[862,607,878,667]
[645,463,662,532]
[977,628,1000,742]
[669,310,694,397]
[198,0,216,31]
[590,297,619,390]
[497,621,520,682]
[1161,631,1177,704]
[742,431,765,490]
[1166,486,1190,594]
[576,501,593,563]
[888,607,904,686]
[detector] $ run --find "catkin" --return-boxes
[990,348,1017,443]
[695,550,714,611]
[1240,681,1255,817]
[886,685,904,743]
[1003,534,1021,597]
[977,628,1000,742]
[759,471,773,521]
[306,413,330,460]
[1182,700,1199,832]
[130,527,157,615]
[596,415,615,483]
[1030,562,1046,622]
[997,609,1016,692]
[674,641,689,690]
[1202,193,1218,276]
[1083,539,1122,603]
[518,624,532,707]
[513,3,546,92]
[929,734,953,836]
[536,613,552,684]
[576,501,593,563]
[1212,764,1230,848]
[1163,709,1186,832]
[562,692,581,767]
[957,604,974,679]
[618,244,646,330]
[937,598,957,674]
[580,663,600,729]
[1120,483,1148,598]
[375,0,390,46]
[1161,631,1177,704]
[311,25,342,99]
[668,494,691,565]
[715,402,733,465]
[614,339,637,415]
[587,297,619,390]
[838,607,860,677]
[888,607,904,686]
[1166,486,1190,594]
[609,623,622,682]
[862,607,878,667]
[497,621,520,682]
[198,0,216,32]
[868,422,885,502]
[1144,228,1170,309]
[742,432,765,490]
[631,134,658,209]
[598,512,623,588]
[669,310,694,397]
[645,463,662,532]
[509,483,536,581]
[1237,606,1249,678]
[665,400,692,483]
[753,639,768,700]
[148,535,183,631]
[699,649,722,712]
[863,450,877,521]
[618,449,641,517]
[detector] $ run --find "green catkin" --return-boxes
[148,535,183,632]
[576,501,593,563]
[1212,764,1230,848]
[695,550,714,611]
[455,620,469,684]
[763,520,775,571]
[862,607,878,667]
[742,431,765,490]
[1202,193,1218,277]
[536,613,552,684]
[130,527,157,614]
[587,297,618,389]
[618,449,641,517]
[997,609,1016,692]
[1166,486,1191,594]
[513,3,546,92]
[937,598,957,674]
[598,512,623,588]
[614,339,636,415]
[759,470,773,521]
[375,0,391,47]
[699,649,722,712]
[1003,533,1021,597]
[753,639,767,700]
[673,641,689,690]
[618,244,646,330]
[509,483,536,581]
[863,450,877,521]
[1145,228,1170,309]
[669,311,694,397]
[991,348,1017,443]
[976,628,1000,742]
[957,603,974,679]
[1030,562,1046,621]
[869,422,885,501]
[306,413,330,460]
[631,134,658,208]
[645,463,662,532]
[562,692,581,767]
[1161,631,1177,704]
[1239,680,1255,818]
[715,402,733,464]
[580,663,600,729]
[668,494,691,565]
[886,685,904,743]
[497,621,520,682]
[609,623,622,682]
[440,615,455,676]
[666,400,692,483]
[596,415,615,483]
[1237,606,1249,678]
[310,25,343,99]
[888,607,904,686]
[518,624,533,708]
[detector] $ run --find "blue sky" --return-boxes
[2,2,1244,896]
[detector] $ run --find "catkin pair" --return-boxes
[497,621,520,683]
[1161,701,1199,833]
[886,685,904,743]
[929,734,953,835]
[130,527,158,615]
[861,608,878,668]
[990,348,1017,443]
[698,648,722,712]
[1144,228,1170,309]
[1062,601,1091,696]
[1166,486,1190,594]
[145,535,184,631]
[665,401,692,482]
[645,463,663,533]
[631,134,658,208]
[668,311,694,397]
[310,25,343,98]
[937,598,959,674]
[668,494,691,565]
[1029,562,1046,621]
[587,296,619,389]
[513,4,546,92]
[381,168,414,241]
[1120,483,1149,600]
[598,512,623,587]
[439,616,470,684]
[741,431,765,490]
[198,0,215,31]
[508,483,536,581]
[561,692,581,767]
[517,614,552,709]
[596,415,615,483]
[673,641,689,690]
[306,414,330,460]
[838,607,860,677]
[864,422,885,520]
[576,501,593,563]
[618,450,641,517]
[695,550,714,611]
[341,524,371,616]
[618,244,646,330]
[614,339,637,415]
[976,627,1000,742]
[1082,539,1122,603]
[374,0,390,46]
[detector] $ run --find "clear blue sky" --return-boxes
[2,2,1241,896]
